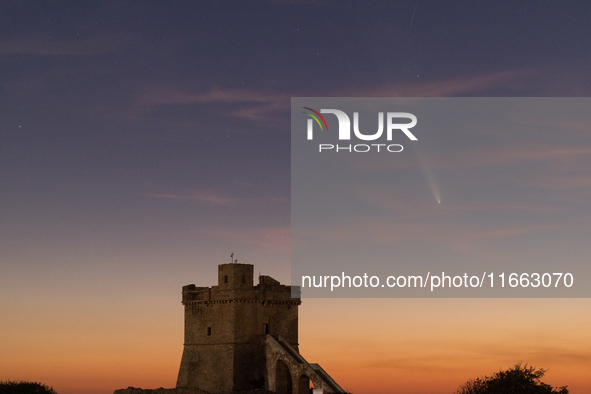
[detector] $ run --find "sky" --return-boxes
[290,97,591,298]
[1,1,590,394]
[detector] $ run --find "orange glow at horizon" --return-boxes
[298,299,591,394]
[1,298,590,394]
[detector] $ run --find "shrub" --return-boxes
[454,363,568,394]
[0,381,58,394]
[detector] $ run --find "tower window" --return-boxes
[242,275,245,284]
[207,327,211,336]
[224,275,228,283]
[263,323,269,335]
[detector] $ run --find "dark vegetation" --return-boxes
[454,364,568,394]
[0,381,57,394]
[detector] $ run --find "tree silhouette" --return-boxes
[454,363,568,394]
[0,381,58,394]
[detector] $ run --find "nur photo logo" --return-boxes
[302,107,418,153]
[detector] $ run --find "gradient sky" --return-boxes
[1,2,590,394]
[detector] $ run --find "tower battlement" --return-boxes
[181,264,299,306]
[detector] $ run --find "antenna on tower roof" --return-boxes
[230,252,234,264]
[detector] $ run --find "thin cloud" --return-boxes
[359,69,534,97]
[139,191,237,206]
[356,188,563,215]
[481,345,591,367]
[350,143,591,174]
[131,70,523,124]
[145,88,282,104]
[0,35,135,55]
[432,144,591,184]
[525,176,591,190]
[195,226,291,253]
[136,70,520,116]
[473,145,591,165]
[356,62,587,97]
[128,66,587,127]
[305,218,534,245]
[138,189,286,206]
[132,87,290,122]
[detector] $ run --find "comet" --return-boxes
[427,170,441,204]
[413,145,441,205]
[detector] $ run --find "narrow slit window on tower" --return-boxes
[241,275,245,284]
[207,327,211,336]
[262,323,269,335]
[224,275,228,283]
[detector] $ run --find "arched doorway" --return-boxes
[275,360,292,394]
[298,375,311,394]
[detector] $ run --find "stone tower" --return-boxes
[176,263,344,394]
